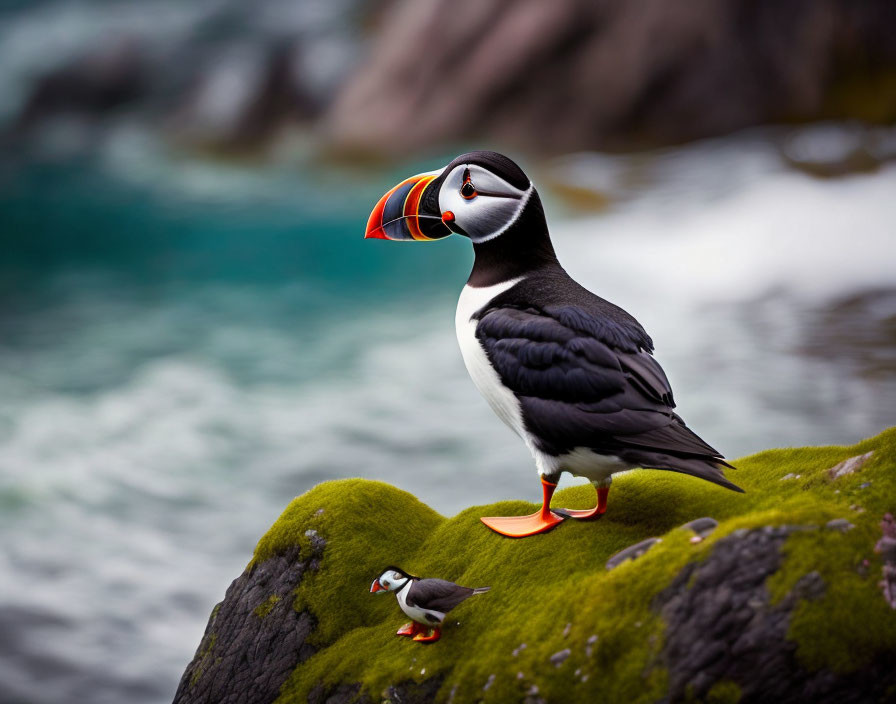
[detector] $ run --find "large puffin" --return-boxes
[365,151,742,538]
[370,567,490,643]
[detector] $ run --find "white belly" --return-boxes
[397,586,445,625]
[455,279,526,439]
[551,447,632,485]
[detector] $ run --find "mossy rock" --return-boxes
[175,429,896,704]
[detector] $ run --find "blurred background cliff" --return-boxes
[1,1,895,702]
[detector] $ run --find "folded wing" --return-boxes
[475,304,740,491]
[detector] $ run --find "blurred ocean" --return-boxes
[1,127,895,703]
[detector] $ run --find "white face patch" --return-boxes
[438,164,531,243]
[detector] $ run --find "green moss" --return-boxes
[705,681,741,704]
[254,594,281,619]
[190,632,218,688]
[247,429,896,703]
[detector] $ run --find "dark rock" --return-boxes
[606,537,661,570]
[306,682,366,704]
[875,513,896,608]
[656,527,896,703]
[18,38,146,125]
[382,677,444,704]
[172,545,316,704]
[168,41,320,153]
[309,676,443,704]
[325,0,896,156]
[828,452,875,479]
[306,529,328,556]
[681,517,719,537]
[875,514,896,562]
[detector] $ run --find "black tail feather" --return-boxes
[620,449,744,493]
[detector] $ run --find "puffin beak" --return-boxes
[370,579,385,593]
[365,170,451,241]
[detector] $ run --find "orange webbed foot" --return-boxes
[412,627,441,643]
[396,622,422,637]
[481,476,566,537]
[554,485,609,521]
[480,510,565,537]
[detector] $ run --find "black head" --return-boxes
[365,151,539,244]
[370,565,418,593]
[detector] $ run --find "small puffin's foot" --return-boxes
[396,622,423,637]
[412,627,441,643]
[553,484,610,521]
[480,477,566,537]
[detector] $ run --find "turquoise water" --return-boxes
[1,135,894,703]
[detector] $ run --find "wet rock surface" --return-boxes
[172,542,320,704]
[656,527,896,703]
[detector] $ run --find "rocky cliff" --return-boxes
[325,0,896,156]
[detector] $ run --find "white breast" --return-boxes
[455,278,526,439]
[397,585,445,625]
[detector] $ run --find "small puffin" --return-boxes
[370,566,490,643]
[365,151,743,538]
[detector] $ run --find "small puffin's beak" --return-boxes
[365,171,451,241]
[370,579,385,593]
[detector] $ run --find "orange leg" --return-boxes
[396,622,425,637]
[480,477,566,537]
[413,626,442,643]
[554,483,609,520]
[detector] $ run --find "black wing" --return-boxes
[407,579,474,613]
[474,296,739,491]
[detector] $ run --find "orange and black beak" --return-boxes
[365,170,452,241]
[370,579,385,593]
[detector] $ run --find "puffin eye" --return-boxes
[461,169,477,199]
